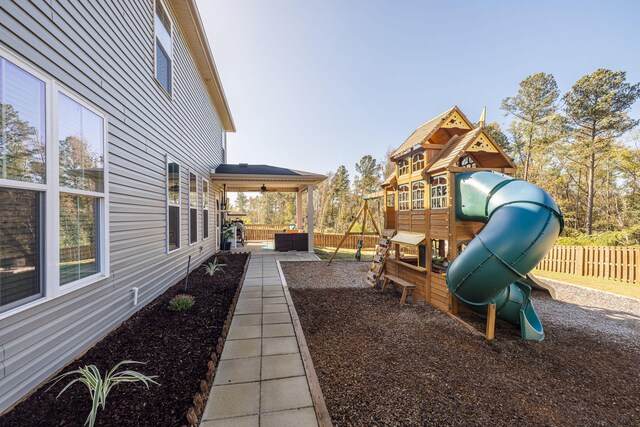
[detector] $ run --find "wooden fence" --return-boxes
[244,225,640,284]
[314,233,379,249]
[537,245,640,283]
[244,224,294,241]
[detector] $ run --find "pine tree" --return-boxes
[564,69,640,234]
[502,73,560,181]
[354,155,381,199]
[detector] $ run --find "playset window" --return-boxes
[430,175,448,209]
[398,158,409,176]
[411,181,425,210]
[459,155,476,168]
[412,152,425,172]
[386,192,395,208]
[398,184,409,211]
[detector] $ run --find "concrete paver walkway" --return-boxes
[201,252,320,427]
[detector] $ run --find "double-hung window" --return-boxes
[57,92,106,286]
[189,172,197,244]
[0,55,47,312]
[202,179,209,239]
[398,184,410,211]
[154,0,172,95]
[0,48,108,316]
[167,158,180,251]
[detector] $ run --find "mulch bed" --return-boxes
[282,261,640,427]
[1,252,249,427]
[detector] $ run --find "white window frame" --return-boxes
[430,175,448,210]
[153,0,174,97]
[188,171,198,245]
[54,86,110,295]
[411,180,425,210]
[398,184,410,211]
[202,178,210,240]
[166,156,181,253]
[0,46,110,319]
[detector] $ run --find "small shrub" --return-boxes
[202,258,227,277]
[169,294,195,312]
[48,360,159,427]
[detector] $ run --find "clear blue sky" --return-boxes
[198,0,640,178]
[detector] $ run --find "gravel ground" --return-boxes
[282,261,640,427]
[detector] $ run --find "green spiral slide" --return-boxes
[446,171,564,341]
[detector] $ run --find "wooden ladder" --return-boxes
[366,230,395,286]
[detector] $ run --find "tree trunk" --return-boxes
[524,133,533,181]
[585,148,596,235]
[575,169,581,230]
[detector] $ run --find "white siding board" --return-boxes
[0,0,227,411]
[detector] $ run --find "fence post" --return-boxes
[576,246,585,276]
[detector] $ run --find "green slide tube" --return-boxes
[446,171,563,340]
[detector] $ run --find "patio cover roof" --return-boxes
[211,164,327,192]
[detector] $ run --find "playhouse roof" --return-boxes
[426,127,515,174]
[381,173,396,187]
[390,106,474,159]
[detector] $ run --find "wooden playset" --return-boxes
[380,107,517,337]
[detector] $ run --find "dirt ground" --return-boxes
[281,261,640,427]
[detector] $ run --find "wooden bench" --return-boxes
[381,274,415,305]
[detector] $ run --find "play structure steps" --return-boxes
[366,230,395,286]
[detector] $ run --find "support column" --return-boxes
[296,189,303,231]
[307,184,314,253]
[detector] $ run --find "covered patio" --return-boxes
[211,164,326,253]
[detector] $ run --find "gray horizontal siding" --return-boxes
[0,0,226,411]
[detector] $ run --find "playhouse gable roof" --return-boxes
[426,127,515,174]
[390,106,474,159]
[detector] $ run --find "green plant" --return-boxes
[202,258,227,276]
[432,256,444,265]
[48,361,159,427]
[169,294,195,311]
[222,226,234,239]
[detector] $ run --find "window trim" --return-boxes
[202,178,210,240]
[153,0,174,97]
[54,85,110,296]
[0,46,110,319]
[166,156,181,253]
